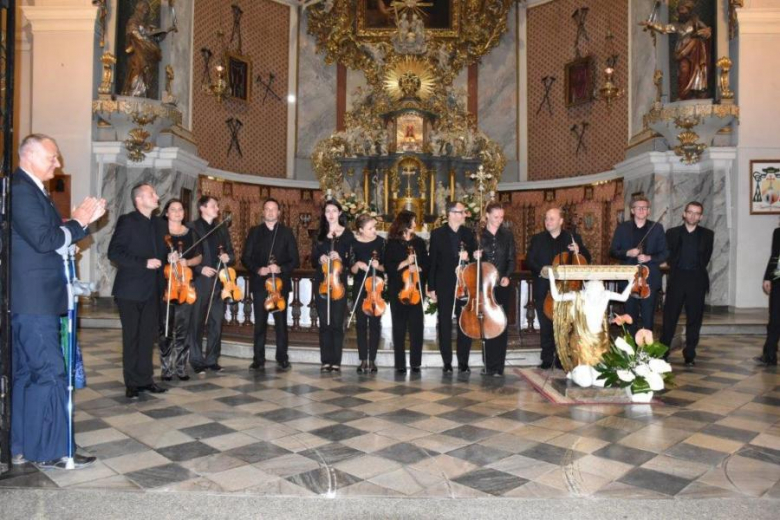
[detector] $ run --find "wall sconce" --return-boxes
[200,30,230,103]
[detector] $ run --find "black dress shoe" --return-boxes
[411,367,421,373]
[161,375,173,382]
[249,360,265,370]
[177,374,190,381]
[331,365,341,372]
[480,368,494,376]
[321,364,332,372]
[140,383,168,394]
[539,361,553,370]
[458,365,471,373]
[369,361,378,373]
[125,387,139,399]
[209,364,224,372]
[443,364,453,373]
[358,361,368,373]
[277,361,292,371]
[193,366,207,375]
[684,358,696,367]
[395,367,407,373]
[754,356,778,366]
[35,453,97,470]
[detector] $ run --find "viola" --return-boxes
[318,232,345,301]
[459,238,507,341]
[543,235,588,319]
[399,246,422,306]
[264,255,287,313]
[163,236,197,305]
[361,251,386,317]
[217,245,242,303]
[454,241,468,301]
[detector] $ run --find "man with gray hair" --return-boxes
[10,134,105,469]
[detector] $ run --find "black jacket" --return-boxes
[610,220,669,290]
[480,225,516,280]
[311,229,355,287]
[765,228,780,283]
[242,222,300,294]
[187,217,235,275]
[10,168,89,315]
[385,236,430,296]
[108,210,167,302]
[427,224,477,292]
[526,229,591,300]
[665,224,714,291]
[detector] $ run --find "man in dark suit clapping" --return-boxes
[108,183,169,398]
[10,134,105,469]
[660,201,714,366]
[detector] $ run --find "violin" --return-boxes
[163,236,197,305]
[319,232,345,301]
[459,233,507,341]
[454,241,468,301]
[217,245,242,303]
[264,255,287,313]
[630,244,652,299]
[543,234,588,319]
[399,246,422,306]
[361,251,386,317]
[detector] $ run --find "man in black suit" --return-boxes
[756,225,780,366]
[526,207,591,369]
[610,196,669,334]
[428,201,477,373]
[10,134,105,469]
[187,195,235,374]
[242,198,300,371]
[660,201,714,366]
[108,183,169,398]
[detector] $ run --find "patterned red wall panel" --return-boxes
[527,0,628,181]
[193,0,289,177]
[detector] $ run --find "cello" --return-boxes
[543,234,588,320]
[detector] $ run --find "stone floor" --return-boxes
[1,331,779,501]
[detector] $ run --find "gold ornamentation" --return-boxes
[98,52,117,98]
[673,116,707,165]
[729,0,744,40]
[643,102,739,127]
[92,98,183,126]
[124,127,153,162]
[384,57,435,101]
[596,66,624,107]
[716,56,734,101]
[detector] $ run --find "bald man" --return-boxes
[526,208,591,369]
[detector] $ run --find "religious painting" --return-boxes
[357,0,460,38]
[226,52,252,102]
[564,55,593,107]
[544,189,555,202]
[750,160,780,215]
[395,112,424,153]
[584,185,594,200]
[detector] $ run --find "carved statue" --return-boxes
[642,0,711,100]
[435,181,448,215]
[377,128,390,155]
[360,42,386,69]
[162,64,177,105]
[121,0,175,98]
[393,12,427,55]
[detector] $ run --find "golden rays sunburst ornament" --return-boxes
[384,58,436,101]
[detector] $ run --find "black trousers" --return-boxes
[355,293,381,361]
[624,286,660,335]
[661,274,706,360]
[116,296,157,388]
[390,298,424,369]
[484,285,510,373]
[159,302,193,377]
[189,276,225,370]
[317,294,347,365]
[435,284,472,367]
[252,289,290,364]
[534,296,555,366]
[764,281,780,363]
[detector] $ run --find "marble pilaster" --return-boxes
[630,0,659,138]
[165,0,193,129]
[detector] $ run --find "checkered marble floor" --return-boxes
[2,331,779,500]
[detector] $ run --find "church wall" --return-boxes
[630,0,658,139]
[191,0,289,177]
[526,0,629,181]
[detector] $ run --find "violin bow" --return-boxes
[634,206,669,257]
[180,214,232,258]
[347,254,372,328]
[411,246,425,314]
[204,255,222,328]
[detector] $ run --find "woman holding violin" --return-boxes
[349,214,386,373]
[385,210,429,373]
[160,198,202,381]
[312,199,354,372]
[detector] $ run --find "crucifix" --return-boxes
[537,76,556,116]
[226,117,244,158]
[229,4,244,54]
[572,7,590,56]
[256,73,282,104]
[401,164,417,197]
[570,122,589,155]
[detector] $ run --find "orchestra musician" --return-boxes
[242,198,300,371]
[349,213,386,373]
[479,201,516,377]
[187,195,235,375]
[159,199,202,381]
[427,201,477,373]
[526,207,591,369]
[385,210,429,373]
[311,199,355,372]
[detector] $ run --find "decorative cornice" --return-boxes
[93,142,208,178]
[205,167,321,189]
[498,169,619,191]
[21,6,98,32]
[737,8,780,35]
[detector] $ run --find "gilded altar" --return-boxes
[307,0,510,227]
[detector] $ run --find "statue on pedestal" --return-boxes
[121,0,175,98]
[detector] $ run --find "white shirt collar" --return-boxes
[20,167,46,195]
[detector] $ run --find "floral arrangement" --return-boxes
[340,193,381,223]
[461,193,482,224]
[423,297,438,315]
[595,315,673,396]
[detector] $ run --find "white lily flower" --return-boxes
[617,370,636,383]
[645,371,665,391]
[615,337,634,356]
[649,358,672,374]
[634,364,651,377]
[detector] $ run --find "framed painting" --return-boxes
[564,55,593,107]
[226,52,252,102]
[357,0,459,38]
[750,160,780,214]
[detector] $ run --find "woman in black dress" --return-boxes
[350,213,386,373]
[311,200,354,372]
[385,210,429,373]
[160,199,202,381]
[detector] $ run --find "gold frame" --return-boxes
[564,55,594,107]
[225,52,253,103]
[356,0,461,39]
